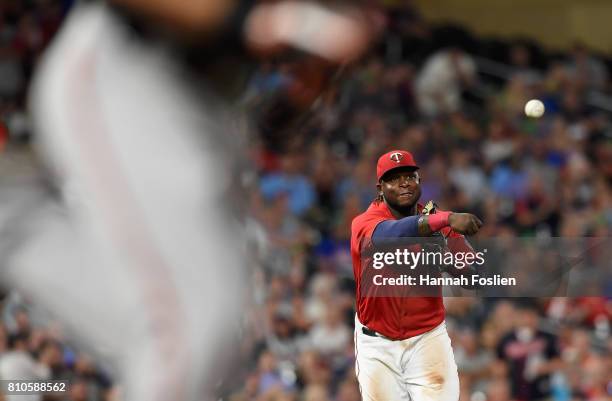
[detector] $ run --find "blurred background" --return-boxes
[0,0,610,401]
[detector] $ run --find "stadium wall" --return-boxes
[413,0,612,53]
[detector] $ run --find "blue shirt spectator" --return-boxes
[260,173,316,216]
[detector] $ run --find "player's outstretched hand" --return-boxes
[449,213,483,236]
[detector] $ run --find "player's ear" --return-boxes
[376,182,382,194]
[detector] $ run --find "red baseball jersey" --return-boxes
[351,201,466,340]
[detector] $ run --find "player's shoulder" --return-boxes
[351,202,391,238]
[352,202,384,222]
[350,209,369,232]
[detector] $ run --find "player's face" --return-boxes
[378,168,421,209]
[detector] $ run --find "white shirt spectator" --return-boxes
[309,323,350,355]
[415,49,476,117]
[0,349,50,401]
[308,305,350,355]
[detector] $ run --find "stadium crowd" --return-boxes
[0,1,610,401]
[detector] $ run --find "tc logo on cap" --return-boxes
[390,152,404,163]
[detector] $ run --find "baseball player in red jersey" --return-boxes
[351,150,483,401]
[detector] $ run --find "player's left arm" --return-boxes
[373,210,474,240]
[423,202,484,287]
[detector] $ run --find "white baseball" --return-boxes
[525,99,545,118]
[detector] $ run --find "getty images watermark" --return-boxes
[359,237,611,297]
[370,248,516,287]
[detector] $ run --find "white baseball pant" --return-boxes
[354,315,460,401]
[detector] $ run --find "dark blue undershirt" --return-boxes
[372,216,420,243]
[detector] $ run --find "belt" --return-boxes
[362,327,393,340]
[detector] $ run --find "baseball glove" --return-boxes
[421,200,438,217]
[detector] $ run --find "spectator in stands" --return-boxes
[66,379,89,401]
[496,303,562,401]
[335,158,377,211]
[257,350,295,397]
[415,47,477,117]
[69,354,113,401]
[297,350,331,389]
[36,339,63,379]
[308,304,350,360]
[260,153,317,217]
[486,379,513,401]
[335,378,360,401]
[0,333,50,401]
[265,314,303,366]
[303,384,330,401]
[564,42,609,92]
[455,328,494,392]
[508,43,541,85]
[448,147,488,207]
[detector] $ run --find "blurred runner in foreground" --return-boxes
[3,1,375,400]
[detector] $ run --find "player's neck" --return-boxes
[384,200,417,219]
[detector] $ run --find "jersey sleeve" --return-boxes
[352,214,388,241]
